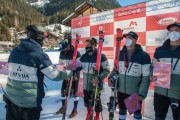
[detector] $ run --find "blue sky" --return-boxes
[117,0,148,6]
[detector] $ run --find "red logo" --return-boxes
[78,19,82,27]
[129,21,138,27]
[158,17,177,26]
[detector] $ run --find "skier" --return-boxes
[3,24,73,120]
[56,40,81,118]
[150,22,180,120]
[79,38,110,120]
[108,31,151,120]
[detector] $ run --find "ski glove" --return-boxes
[108,77,114,87]
[92,76,100,86]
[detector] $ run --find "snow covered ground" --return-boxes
[0,78,124,120]
[1,78,173,120]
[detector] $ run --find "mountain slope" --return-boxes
[0,0,46,28]
[41,0,120,16]
[39,0,120,24]
[0,0,120,28]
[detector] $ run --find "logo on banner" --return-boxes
[96,15,107,21]
[78,19,82,27]
[122,21,138,31]
[129,21,138,27]
[158,17,177,26]
[118,8,142,17]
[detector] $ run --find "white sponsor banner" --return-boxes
[90,10,114,26]
[146,30,168,46]
[114,17,146,33]
[93,35,114,47]
[146,0,180,16]
[72,26,90,39]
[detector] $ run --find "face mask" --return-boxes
[125,38,133,47]
[169,31,180,42]
[85,46,93,53]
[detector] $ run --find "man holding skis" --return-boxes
[56,40,81,118]
[79,38,110,120]
[3,24,73,120]
[108,31,151,120]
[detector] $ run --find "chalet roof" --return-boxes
[62,2,102,26]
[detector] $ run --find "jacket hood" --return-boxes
[17,38,43,52]
[163,39,180,50]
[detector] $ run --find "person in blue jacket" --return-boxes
[3,24,73,120]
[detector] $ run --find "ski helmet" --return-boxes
[26,24,48,45]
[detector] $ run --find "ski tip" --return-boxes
[116,28,123,38]
[116,28,123,33]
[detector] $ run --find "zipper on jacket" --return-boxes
[87,62,90,90]
[124,69,127,93]
[173,58,179,70]
[124,62,133,93]
[166,89,168,97]
[128,62,133,73]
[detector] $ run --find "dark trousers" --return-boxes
[118,92,142,119]
[61,79,79,97]
[154,93,180,120]
[83,90,102,112]
[4,95,42,120]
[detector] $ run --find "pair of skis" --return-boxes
[107,28,123,120]
[91,29,105,120]
[62,34,80,120]
[92,28,123,120]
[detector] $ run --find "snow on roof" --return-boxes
[62,13,75,23]
[74,2,93,11]
[46,24,71,33]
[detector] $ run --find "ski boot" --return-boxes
[56,107,65,115]
[94,116,100,120]
[69,109,78,118]
[85,113,93,120]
